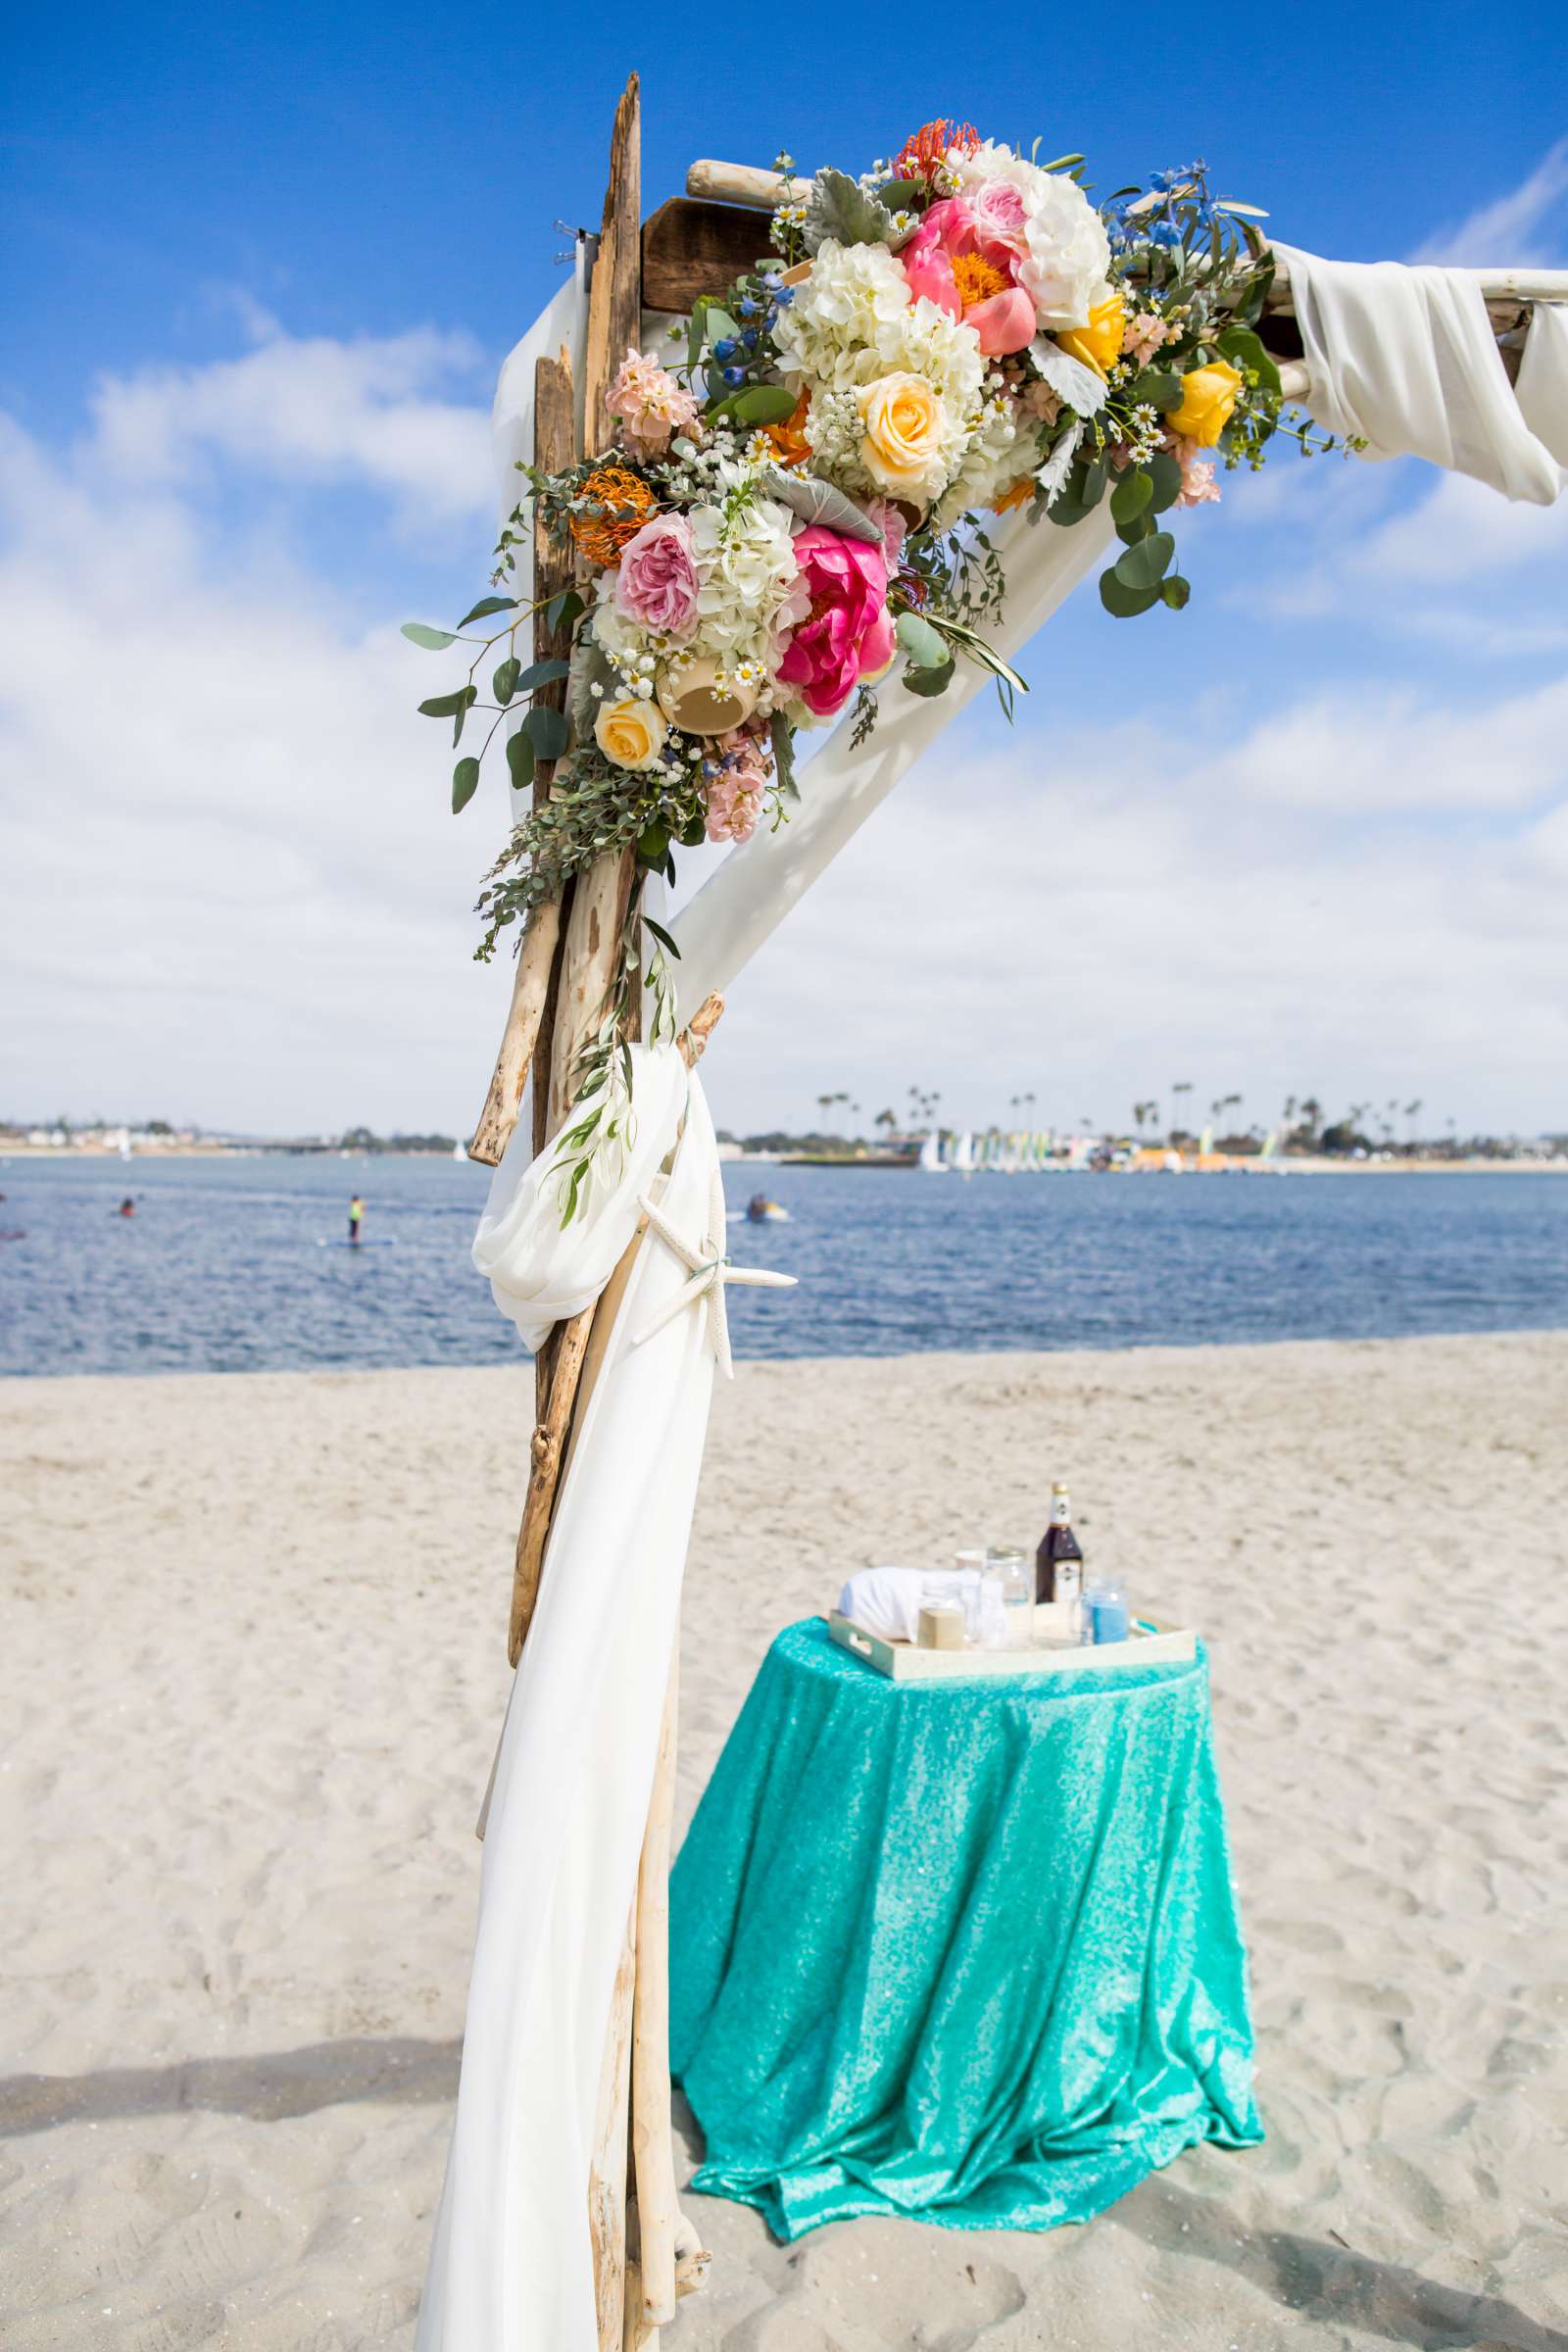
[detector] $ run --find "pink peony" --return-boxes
[613,514,701,636]
[901,199,1036,357]
[1170,435,1221,509]
[606,345,702,457]
[775,525,897,717]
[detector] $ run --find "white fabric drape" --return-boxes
[1276,244,1568,504]
[417,1052,720,2352]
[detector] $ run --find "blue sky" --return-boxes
[3,4,1566,1139]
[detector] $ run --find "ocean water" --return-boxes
[1,1152,1565,1378]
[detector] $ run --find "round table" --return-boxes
[669,1617,1262,2240]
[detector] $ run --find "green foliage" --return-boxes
[451,757,481,813]
[804,168,905,254]
[402,621,458,651]
[896,611,948,668]
[505,728,535,793]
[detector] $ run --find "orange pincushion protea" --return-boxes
[567,465,657,565]
[763,387,812,467]
[893,120,981,182]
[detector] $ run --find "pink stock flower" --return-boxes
[606,345,702,457]
[900,199,1037,357]
[613,514,701,636]
[965,178,1029,258]
[1170,435,1221,508]
[704,737,770,844]
[775,525,897,717]
[1122,311,1175,368]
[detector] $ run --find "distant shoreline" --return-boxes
[5,1145,1566,1175]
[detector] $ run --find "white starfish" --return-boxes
[631,1169,796,1378]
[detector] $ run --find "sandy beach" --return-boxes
[3,1332,1566,2350]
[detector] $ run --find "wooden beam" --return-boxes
[642,196,774,317]
[585,75,643,455]
[468,355,578,1169]
[685,159,798,211]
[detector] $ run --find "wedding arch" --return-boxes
[407,76,1568,2352]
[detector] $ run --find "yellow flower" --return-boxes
[1054,294,1125,379]
[858,372,945,496]
[1163,360,1244,448]
[594,695,666,771]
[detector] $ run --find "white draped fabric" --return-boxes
[1277,244,1568,504]
[417,243,1568,2352]
[417,1051,720,2352]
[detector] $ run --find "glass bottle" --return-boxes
[1035,1481,1084,1606]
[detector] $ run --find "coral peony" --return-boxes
[775,525,897,717]
[606,345,701,457]
[901,200,1036,357]
[613,514,701,637]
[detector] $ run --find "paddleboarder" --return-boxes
[348,1194,365,1246]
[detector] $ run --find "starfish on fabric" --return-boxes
[631,1170,796,1378]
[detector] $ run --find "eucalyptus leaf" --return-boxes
[769,710,798,802]
[804,168,904,256]
[1216,323,1281,396]
[506,727,535,792]
[902,657,956,698]
[1160,573,1192,610]
[728,382,800,426]
[1028,338,1107,416]
[493,656,521,706]
[636,819,669,862]
[417,687,476,719]
[525,704,569,761]
[756,466,883,544]
[1146,449,1184,513]
[896,611,948,668]
[457,595,518,629]
[1135,369,1183,410]
[1113,531,1175,591]
[1114,512,1154,547]
[545,587,584,634]
[451,757,481,813]
[402,621,458,651]
[1099,569,1162,618]
[515,657,572,691]
[1110,468,1153,524]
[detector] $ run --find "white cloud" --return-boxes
[86,314,494,526]
[1413,139,1568,268]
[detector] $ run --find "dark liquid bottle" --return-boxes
[1035,1481,1084,1603]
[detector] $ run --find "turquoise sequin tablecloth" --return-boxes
[669,1617,1261,2239]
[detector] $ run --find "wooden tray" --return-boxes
[825,1607,1196,1682]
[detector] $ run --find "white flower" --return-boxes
[684,493,808,706]
[773,239,918,393]
[931,396,1025,527]
[954,143,1111,330]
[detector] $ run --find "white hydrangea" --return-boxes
[953,143,1111,330]
[683,491,808,704]
[773,239,916,392]
[931,395,1026,528]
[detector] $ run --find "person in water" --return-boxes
[349,1195,365,1245]
[117,1198,135,1218]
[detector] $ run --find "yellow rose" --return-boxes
[1054,294,1125,378]
[858,372,945,495]
[1163,360,1244,449]
[594,695,666,770]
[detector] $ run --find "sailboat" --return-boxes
[950,1130,975,1174]
[917,1131,946,1173]
[453,1140,468,1162]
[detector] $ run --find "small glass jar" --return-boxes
[986,1546,1034,1646]
[1080,1583,1131,1646]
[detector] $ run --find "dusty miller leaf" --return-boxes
[756,466,883,545]
[1028,338,1108,416]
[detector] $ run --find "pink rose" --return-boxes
[966,178,1029,259]
[613,514,700,636]
[775,525,897,717]
[901,199,1036,357]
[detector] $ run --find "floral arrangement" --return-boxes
[407,123,1333,1212]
